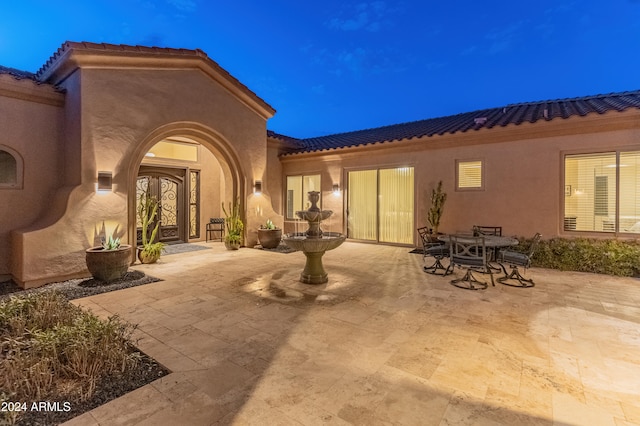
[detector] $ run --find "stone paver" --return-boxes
[65,242,640,425]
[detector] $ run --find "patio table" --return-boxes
[437,234,518,248]
[438,234,519,272]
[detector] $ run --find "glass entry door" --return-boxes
[347,167,414,244]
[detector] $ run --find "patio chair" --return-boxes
[206,218,225,242]
[418,227,450,276]
[446,235,493,290]
[472,225,502,236]
[497,233,541,288]
[472,225,503,262]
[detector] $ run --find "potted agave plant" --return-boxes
[258,219,282,249]
[137,190,166,264]
[85,234,132,282]
[222,199,244,250]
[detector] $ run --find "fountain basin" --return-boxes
[283,232,346,284]
[283,232,346,253]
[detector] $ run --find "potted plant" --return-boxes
[427,180,447,241]
[85,234,132,282]
[137,190,166,264]
[258,219,282,249]
[222,199,244,250]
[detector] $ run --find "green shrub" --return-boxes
[515,236,640,277]
[1,290,140,424]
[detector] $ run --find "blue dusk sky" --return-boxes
[1,1,639,138]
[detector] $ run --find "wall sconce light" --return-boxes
[332,183,340,195]
[97,171,113,192]
[254,180,262,194]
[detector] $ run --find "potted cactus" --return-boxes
[137,190,166,264]
[85,234,132,282]
[427,180,447,241]
[222,199,244,250]
[258,219,282,249]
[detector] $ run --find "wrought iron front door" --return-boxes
[137,167,186,244]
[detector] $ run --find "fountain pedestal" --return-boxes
[301,251,328,284]
[284,232,346,284]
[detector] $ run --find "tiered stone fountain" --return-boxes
[283,191,346,284]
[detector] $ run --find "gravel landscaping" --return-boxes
[0,270,160,301]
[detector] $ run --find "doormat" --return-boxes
[409,248,424,254]
[163,244,212,256]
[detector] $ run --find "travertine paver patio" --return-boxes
[64,242,640,425]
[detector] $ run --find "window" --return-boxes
[189,170,200,238]
[145,140,198,162]
[347,167,414,244]
[456,160,483,190]
[286,174,320,219]
[564,151,640,233]
[0,147,23,189]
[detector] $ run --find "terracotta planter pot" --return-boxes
[137,247,161,264]
[85,245,132,282]
[258,228,282,249]
[225,240,241,250]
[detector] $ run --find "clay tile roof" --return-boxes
[34,41,274,115]
[0,65,35,80]
[279,90,640,156]
[35,41,210,80]
[267,130,306,151]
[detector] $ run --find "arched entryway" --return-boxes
[126,122,247,253]
[136,166,187,244]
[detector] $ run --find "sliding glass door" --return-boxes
[347,167,414,244]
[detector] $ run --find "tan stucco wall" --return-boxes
[0,78,64,281]
[280,110,640,246]
[11,64,275,288]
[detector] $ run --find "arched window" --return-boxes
[0,146,23,189]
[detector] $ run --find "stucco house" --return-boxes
[1,41,639,288]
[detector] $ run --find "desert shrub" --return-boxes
[1,291,140,424]
[514,236,640,277]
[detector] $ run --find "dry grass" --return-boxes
[0,291,142,424]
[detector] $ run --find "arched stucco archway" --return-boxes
[125,122,247,255]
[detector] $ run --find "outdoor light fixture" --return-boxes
[332,183,340,195]
[97,171,113,192]
[254,180,262,194]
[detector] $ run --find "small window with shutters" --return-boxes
[456,160,483,190]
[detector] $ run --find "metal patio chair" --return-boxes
[472,225,503,263]
[418,227,450,276]
[497,233,541,288]
[446,235,493,290]
[472,225,502,236]
[206,217,225,242]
